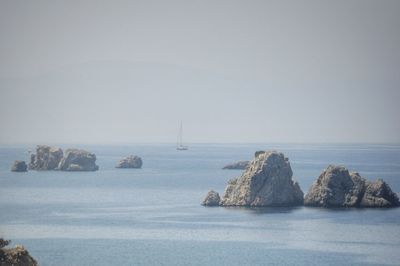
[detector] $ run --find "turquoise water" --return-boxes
[1,143,400,265]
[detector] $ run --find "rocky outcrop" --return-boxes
[202,190,221,206]
[116,155,142,168]
[220,151,304,207]
[28,145,99,171]
[222,161,249,170]
[57,149,99,171]
[304,165,399,208]
[360,179,399,207]
[0,239,38,266]
[11,161,28,172]
[29,145,63,170]
[304,166,363,207]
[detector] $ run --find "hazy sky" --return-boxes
[0,0,399,144]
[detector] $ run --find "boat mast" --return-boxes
[179,121,183,147]
[176,121,188,150]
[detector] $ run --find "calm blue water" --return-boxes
[1,143,400,266]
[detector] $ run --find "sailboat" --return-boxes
[176,121,188,150]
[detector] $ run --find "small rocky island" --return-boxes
[11,161,28,172]
[0,239,38,266]
[28,145,99,171]
[204,150,304,207]
[116,155,142,168]
[202,190,221,206]
[222,161,249,170]
[304,165,400,208]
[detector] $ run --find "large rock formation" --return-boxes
[57,149,99,171]
[116,155,142,168]
[304,165,399,208]
[222,161,249,170]
[0,239,38,266]
[11,161,28,172]
[220,151,304,207]
[29,145,63,170]
[28,145,99,171]
[202,190,221,206]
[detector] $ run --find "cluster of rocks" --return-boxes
[0,239,37,266]
[203,150,399,209]
[10,145,99,172]
[28,145,99,171]
[11,145,143,172]
[304,165,399,208]
[222,161,249,170]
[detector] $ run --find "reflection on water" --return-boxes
[222,206,303,215]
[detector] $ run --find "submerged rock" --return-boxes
[202,190,221,206]
[220,151,304,207]
[116,155,142,168]
[57,149,99,171]
[11,161,28,172]
[222,161,249,170]
[304,165,399,208]
[29,145,63,170]
[0,239,38,266]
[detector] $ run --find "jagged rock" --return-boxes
[11,161,28,172]
[254,151,266,158]
[304,165,399,208]
[304,166,363,207]
[202,190,221,206]
[0,239,10,249]
[116,155,142,168]
[220,151,304,207]
[0,239,38,266]
[222,161,249,170]
[29,145,63,170]
[57,149,99,171]
[360,179,400,207]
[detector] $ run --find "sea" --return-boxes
[0,143,399,266]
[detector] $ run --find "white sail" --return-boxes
[176,121,188,150]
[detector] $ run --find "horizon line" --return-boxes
[1,141,400,147]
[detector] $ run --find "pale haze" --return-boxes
[0,0,399,144]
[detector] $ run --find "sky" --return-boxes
[0,0,399,144]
